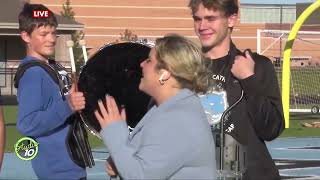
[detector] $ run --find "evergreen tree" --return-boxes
[120,29,138,42]
[61,0,75,19]
[61,0,85,72]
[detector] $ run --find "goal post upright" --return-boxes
[282,0,320,128]
[257,29,261,54]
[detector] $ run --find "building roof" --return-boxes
[241,0,316,5]
[0,0,83,31]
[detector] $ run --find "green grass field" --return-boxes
[280,113,320,137]
[3,106,320,152]
[3,106,104,153]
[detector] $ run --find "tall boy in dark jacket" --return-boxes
[188,0,285,179]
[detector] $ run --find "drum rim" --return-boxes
[99,39,154,52]
[78,40,153,138]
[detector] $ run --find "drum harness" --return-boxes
[214,48,253,179]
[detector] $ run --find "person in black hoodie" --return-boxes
[188,0,285,179]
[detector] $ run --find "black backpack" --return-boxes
[14,59,95,168]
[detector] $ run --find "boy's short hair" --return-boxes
[188,0,238,17]
[18,3,58,34]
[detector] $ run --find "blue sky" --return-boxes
[241,0,316,4]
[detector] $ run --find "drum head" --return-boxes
[78,42,152,132]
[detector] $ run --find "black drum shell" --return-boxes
[78,42,152,132]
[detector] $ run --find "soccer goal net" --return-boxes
[257,29,320,114]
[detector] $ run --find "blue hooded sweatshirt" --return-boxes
[16,56,86,179]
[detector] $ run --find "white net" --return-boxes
[257,29,320,113]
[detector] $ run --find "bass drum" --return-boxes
[78,42,152,135]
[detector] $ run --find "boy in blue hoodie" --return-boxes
[16,3,86,179]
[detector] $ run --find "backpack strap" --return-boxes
[14,60,66,100]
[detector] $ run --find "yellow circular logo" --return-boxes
[14,137,39,160]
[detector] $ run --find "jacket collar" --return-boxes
[129,89,194,139]
[228,41,241,65]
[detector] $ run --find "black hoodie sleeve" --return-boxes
[239,55,285,141]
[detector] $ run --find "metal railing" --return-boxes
[0,60,71,97]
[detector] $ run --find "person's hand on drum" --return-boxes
[95,95,126,129]
[67,83,86,112]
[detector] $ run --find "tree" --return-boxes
[60,0,75,19]
[120,29,138,42]
[61,0,85,73]
[117,29,150,45]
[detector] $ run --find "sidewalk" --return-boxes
[1,137,319,179]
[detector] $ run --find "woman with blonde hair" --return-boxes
[95,34,216,179]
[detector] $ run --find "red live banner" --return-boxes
[32,10,50,18]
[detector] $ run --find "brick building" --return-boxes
[30,0,320,65]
